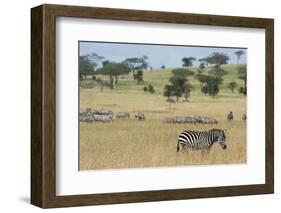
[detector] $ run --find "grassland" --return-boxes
[79,64,246,170]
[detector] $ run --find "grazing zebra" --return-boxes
[177,129,227,153]
[242,114,247,121]
[227,111,233,121]
[135,112,145,121]
[92,114,112,123]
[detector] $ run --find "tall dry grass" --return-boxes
[79,89,246,170]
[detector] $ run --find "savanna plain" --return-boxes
[80,65,246,170]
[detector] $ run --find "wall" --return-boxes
[0,0,279,212]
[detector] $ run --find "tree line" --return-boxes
[163,51,246,101]
[79,50,246,99]
[79,53,148,89]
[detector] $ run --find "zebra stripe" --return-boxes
[177,129,227,153]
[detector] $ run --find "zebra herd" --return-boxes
[163,116,218,125]
[79,108,145,123]
[80,108,246,155]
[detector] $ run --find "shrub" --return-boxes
[199,63,205,69]
[148,84,155,93]
[238,87,244,94]
[143,86,148,92]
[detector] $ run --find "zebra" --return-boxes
[135,112,145,121]
[177,129,227,154]
[227,111,233,121]
[92,114,113,123]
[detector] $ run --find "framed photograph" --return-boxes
[31,4,274,208]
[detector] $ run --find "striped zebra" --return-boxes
[177,129,227,153]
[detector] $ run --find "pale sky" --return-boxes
[79,41,247,68]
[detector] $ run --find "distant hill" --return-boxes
[82,64,246,98]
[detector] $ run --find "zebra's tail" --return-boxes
[177,140,180,152]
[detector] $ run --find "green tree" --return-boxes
[208,52,230,66]
[196,52,229,97]
[79,53,104,79]
[123,55,149,80]
[97,62,130,89]
[182,57,196,67]
[198,74,223,97]
[227,81,238,93]
[209,65,228,76]
[143,86,148,92]
[148,84,155,93]
[238,87,245,94]
[167,68,194,101]
[163,84,175,100]
[195,73,209,89]
[171,68,194,78]
[79,55,94,79]
[203,76,222,97]
[234,50,245,64]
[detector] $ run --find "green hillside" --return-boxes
[81,64,245,99]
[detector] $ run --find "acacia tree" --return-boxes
[96,62,130,89]
[165,68,194,101]
[182,57,196,67]
[227,81,238,93]
[234,50,245,64]
[123,55,149,80]
[79,53,104,79]
[79,55,94,79]
[163,84,175,100]
[196,52,229,97]
[200,75,223,97]
[195,73,209,89]
[172,68,194,77]
[208,52,230,67]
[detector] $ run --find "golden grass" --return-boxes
[79,88,246,170]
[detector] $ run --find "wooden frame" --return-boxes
[31,4,274,208]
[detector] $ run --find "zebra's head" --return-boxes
[211,129,227,150]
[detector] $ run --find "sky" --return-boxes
[79,41,247,69]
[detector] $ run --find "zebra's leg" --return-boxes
[180,144,187,153]
[183,145,189,154]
